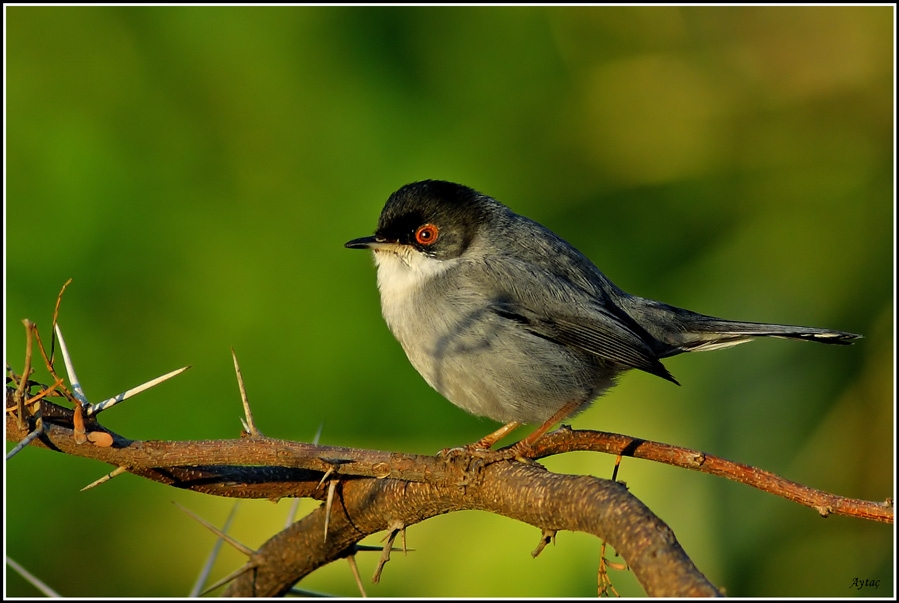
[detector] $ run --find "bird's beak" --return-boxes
[345,235,377,249]
[344,236,398,251]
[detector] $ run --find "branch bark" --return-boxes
[6,374,892,596]
[8,392,723,596]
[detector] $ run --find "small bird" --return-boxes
[345,180,861,452]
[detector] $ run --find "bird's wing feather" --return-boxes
[474,256,679,384]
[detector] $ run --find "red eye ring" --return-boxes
[414,223,439,246]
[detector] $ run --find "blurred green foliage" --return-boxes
[5,6,893,598]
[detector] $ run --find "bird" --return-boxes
[345,180,861,453]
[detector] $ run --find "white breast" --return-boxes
[374,248,453,306]
[372,247,459,361]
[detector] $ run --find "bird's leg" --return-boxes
[462,399,580,455]
[506,399,580,457]
[469,421,521,451]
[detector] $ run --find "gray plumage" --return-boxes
[346,180,861,425]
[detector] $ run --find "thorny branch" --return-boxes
[6,311,893,597]
[5,391,721,597]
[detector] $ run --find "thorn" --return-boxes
[231,348,259,436]
[317,467,336,490]
[172,501,255,557]
[611,453,623,483]
[353,544,410,553]
[88,366,190,416]
[54,324,89,408]
[372,521,406,584]
[531,528,557,558]
[285,498,302,530]
[189,503,240,597]
[5,424,46,460]
[313,421,324,444]
[81,466,128,491]
[283,422,324,529]
[199,562,255,596]
[6,556,62,598]
[346,553,368,597]
[323,479,339,543]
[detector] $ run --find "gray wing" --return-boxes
[472,256,679,385]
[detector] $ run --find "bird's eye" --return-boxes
[414,224,439,246]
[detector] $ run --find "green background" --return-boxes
[5,6,894,598]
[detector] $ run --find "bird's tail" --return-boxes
[621,297,862,358]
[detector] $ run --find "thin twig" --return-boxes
[24,377,65,408]
[49,278,73,367]
[14,320,36,430]
[16,318,34,431]
[31,325,75,405]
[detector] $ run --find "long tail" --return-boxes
[621,297,862,357]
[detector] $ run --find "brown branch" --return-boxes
[6,313,890,596]
[528,427,894,523]
[9,394,891,526]
[223,461,720,597]
[6,393,720,596]
[9,287,889,598]
[8,388,893,596]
